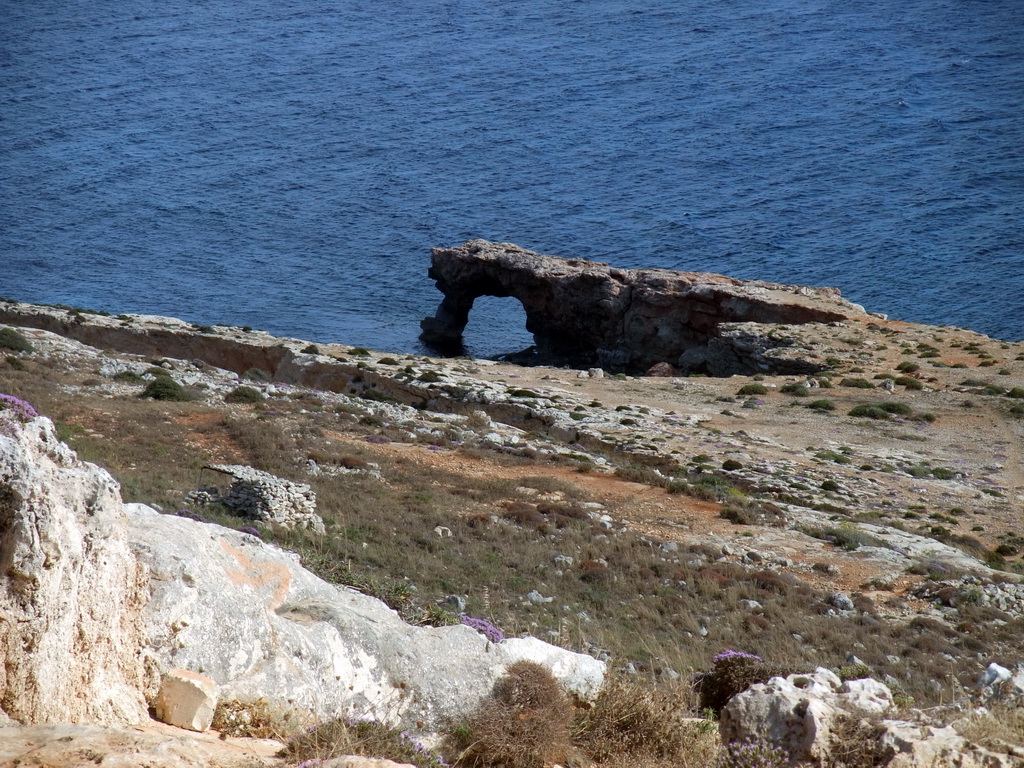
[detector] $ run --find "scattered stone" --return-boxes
[526,590,554,605]
[440,595,466,613]
[154,670,218,732]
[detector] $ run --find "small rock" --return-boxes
[526,590,554,605]
[154,669,218,733]
[978,662,1012,688]
[829,592,855,611]
[645,361,677,377]
[440,595,466,613]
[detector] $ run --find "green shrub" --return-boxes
[508,388,541,398]
[896,361,920,373]
[225,385,263,404]
[840,378,874,389]
[736,383,768,396]
[806,399,835,411]
[877,402,912,416]
[779,382,810,396]
[803,523,880,551]
[722,459,744,471]
[895,376,923,390]
[113,370,144,383]
[1007,387,1024,399]
[301,344,320,354]
[0,327,33,354]
[377,357,399,365]
[242,367,270,382]
[140,377,192,402]
[848,405,889,419]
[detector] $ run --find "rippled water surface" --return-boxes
[2,0,1022,355]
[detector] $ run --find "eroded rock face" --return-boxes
[0,413,603,740]
[0,419,150,725]
[126,503,604,738]
[420,240,866,373]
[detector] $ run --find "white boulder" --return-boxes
[126,503,604,738]
[720,668,894,763]
[154,669,219,732]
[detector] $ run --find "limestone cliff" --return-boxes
[0,418,151,725]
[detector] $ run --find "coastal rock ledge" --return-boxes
[420,240,869,374]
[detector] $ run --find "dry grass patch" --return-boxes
[211,698,302,741]
[955,704,1024,755]
[574,676,718,766]
[285,717,448,767]
[447,660,573,768]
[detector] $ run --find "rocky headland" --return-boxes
[420,240,869,374]
[1,245,1023,767]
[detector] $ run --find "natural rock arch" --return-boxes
[420,240,867,374]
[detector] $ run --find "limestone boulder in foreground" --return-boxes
[0,415,604,740]
[721,668,1018,768]
[126,502,603,734]
[0,418,150,725]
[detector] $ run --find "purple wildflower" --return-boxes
[365,435,390,444]
[715,737,788,768]
[175,509,211,524]
[239,526,262,539]
[712,649,762,664]
[0,393,38,435]
[460,614,505,643]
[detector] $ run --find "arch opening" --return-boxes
[459,295,534,360]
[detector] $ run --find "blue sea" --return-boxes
[2,0,1022,358]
